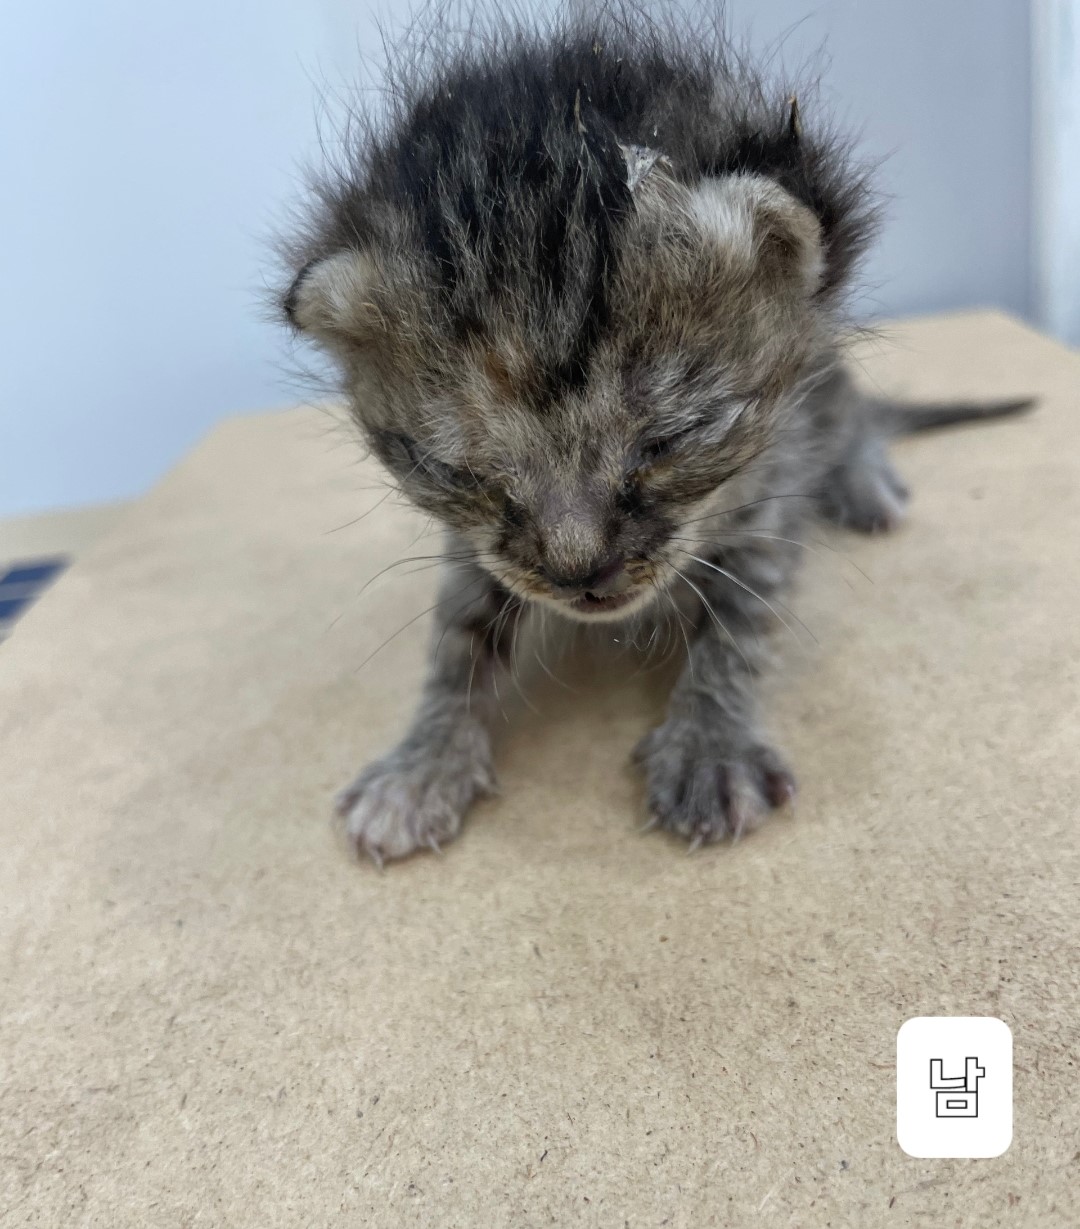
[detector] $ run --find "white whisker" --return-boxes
[679,552,817,649]
[670,564,753,675]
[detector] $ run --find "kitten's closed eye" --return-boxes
[502,495,528,528]
[379,431,483,492]
[637,391,757,471]
[639,423,706,464]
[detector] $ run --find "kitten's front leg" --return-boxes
[635,551,798,847]
[336,556,518,865]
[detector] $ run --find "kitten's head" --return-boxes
[285,171,827,620]
[281,64,867,621]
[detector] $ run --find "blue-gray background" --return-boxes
[0,1,1032,516]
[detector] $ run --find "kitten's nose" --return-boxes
[542,556,628,597]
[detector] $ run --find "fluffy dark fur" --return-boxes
[276,4,1030,863]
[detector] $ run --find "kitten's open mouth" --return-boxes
[569,590,636,615]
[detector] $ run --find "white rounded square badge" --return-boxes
[897,1017,1013,1158]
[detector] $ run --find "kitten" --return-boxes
[278,6,1030,863]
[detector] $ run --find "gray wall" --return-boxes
[0,0,1033,517]
[1033,0,1080,344]
[0,0,374,517]
[730,0,1032,321]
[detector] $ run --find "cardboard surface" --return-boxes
[1,312,1077,1226]
[0,502,125,563]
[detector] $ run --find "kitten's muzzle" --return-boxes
[539,556,639,614]
[540,555,627,597]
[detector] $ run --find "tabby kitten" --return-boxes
[279,7,1028,863]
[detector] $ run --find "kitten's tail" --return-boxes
[879,396,1036,435]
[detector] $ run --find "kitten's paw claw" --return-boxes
[634,722,795,847]
[335,741,495,865]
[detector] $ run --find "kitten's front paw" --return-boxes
[634,719,795,849]
[335,735,496,866]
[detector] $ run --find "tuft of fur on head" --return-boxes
[275,1,879,620]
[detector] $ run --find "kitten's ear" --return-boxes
[688,174,824,295]
[283,249,381,345]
